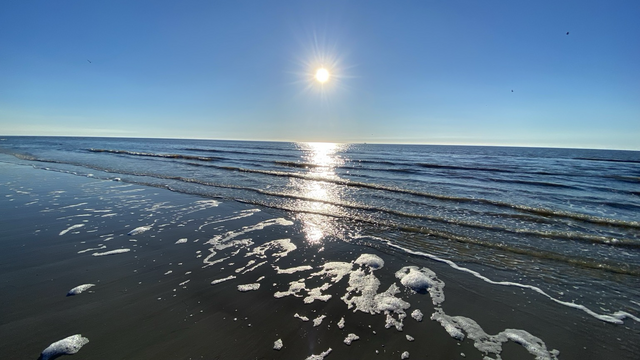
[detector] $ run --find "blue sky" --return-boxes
[1,0,639,149]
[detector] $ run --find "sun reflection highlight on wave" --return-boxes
[289,142,348,245]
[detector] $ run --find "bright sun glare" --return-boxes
[315,68,329,83]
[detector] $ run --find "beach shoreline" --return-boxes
[1,161,638,359]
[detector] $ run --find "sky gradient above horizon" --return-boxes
[1,1,639,150]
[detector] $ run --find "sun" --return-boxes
[315,68,330,83]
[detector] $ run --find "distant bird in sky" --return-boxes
[87,59,91,63]
[511,90,513,92]
[566,31,569,35]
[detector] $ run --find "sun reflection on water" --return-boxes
[290,142,347,245]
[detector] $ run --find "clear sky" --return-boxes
[1,0,639,150]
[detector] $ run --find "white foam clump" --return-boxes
[406,335,414,341]
[194,199,220,207]
[274,261,353,303]
[246,239,296,261]
[343,333,359,345]
[294,313,309,322]
[274,280,307,299]
[355,254,384,269]
[77,245,106,254]
[274,265,313,274]
[273,339,283,350]
[396,266,445,305]
[67,284,95,296]
[127,226,151,236]
[40,334,89,360]
[313,314,326,327]
[237,283,260,292]
[59,224,85,236]
[341,256,410,330]
[175,238,188,244]
[431,309,560,360]
[92,249,130,256]
[411,309,423,322]
[211,275,236,285]
[205,218,293,246]
[305,348,332,360]
[401,351,410,359]
[337,317,345,329]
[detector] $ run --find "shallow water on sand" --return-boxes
[1,161,638,359]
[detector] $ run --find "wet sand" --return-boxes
[1,161,638,359]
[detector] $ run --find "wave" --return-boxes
[575,157,640,165]
[224,197,640,277]
[88,148,223,162]
[14,147,640,231]
[367,236,640,325]
[182,162,640,229]
[417,162,518,174]
[181,147,299,159]
[274,161,322,169]
[7,155,639,277]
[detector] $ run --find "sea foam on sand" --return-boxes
[40,334,89,360]
[92,249,131,256]
[273,339,283,350]
[127,226,151,236]
[59,224,84,236]
[67,284,95,296]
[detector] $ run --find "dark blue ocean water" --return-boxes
[1,136,639,321]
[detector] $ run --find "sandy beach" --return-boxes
[1,161,638,359]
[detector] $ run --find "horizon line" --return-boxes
[1,134,638,152]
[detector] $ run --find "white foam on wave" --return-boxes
[369,236,636,325]
[59,224,84,235]
[128,226,151,236]
[211,275,236,285]
[175,238,188,244]
[237,283,260,292]
[305,347,332,360]
[92,249,131,256]
[337,317,345,329]
[40,334,89,360]
[67,284,95,296]
[401,351,410,359]
[294,313,309,322]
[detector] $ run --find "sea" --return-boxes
[1,136,639,359]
